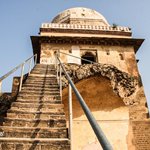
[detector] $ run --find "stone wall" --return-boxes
[0,93,15,125]
[40,43,138,76]
[131,120,150,150]
[61,63,149,149]
[62,76,129,149]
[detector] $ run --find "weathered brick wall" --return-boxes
[132,120,150,150]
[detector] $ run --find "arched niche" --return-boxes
[81,52,97,64]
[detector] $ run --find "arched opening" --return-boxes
[62,76,129,149]
[81,52,96,64]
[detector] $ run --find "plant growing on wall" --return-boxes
[112,23,118,28]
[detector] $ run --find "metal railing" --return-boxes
[55,52,113,150]
[0,54,37,95]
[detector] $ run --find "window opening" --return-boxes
[81,52,96,64]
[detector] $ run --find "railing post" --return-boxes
[68,84,73,150]
[28,58,32,75]
[56,61,58,83]
[34,54,37,65]
[59,64,62,101]
[19,63,25,92]
[0,81,2,96]
[55,52,57,69]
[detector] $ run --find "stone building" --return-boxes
[31,7,150,150]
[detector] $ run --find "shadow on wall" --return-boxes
[62,75,125,119]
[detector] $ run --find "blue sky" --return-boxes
[0,0,150,108]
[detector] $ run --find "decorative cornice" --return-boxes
[31,36,144,62]
[40,23,132,37]
[39,36,143,49]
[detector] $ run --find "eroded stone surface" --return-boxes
[61,63,139,103]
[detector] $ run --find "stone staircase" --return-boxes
[0,64,70,150]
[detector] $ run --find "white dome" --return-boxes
[52,7,109,26]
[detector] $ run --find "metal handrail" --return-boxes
[56,55,113,150]
[0,54,37,94]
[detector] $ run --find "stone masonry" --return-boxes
[0,64,70,150]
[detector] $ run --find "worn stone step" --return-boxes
[33,68,56,71]
[3,118,66,128]
[7,109,65,116]
[34,65,55,68]
[7,112,66,120]
[30,71,56,74]
[26,78,57,82]
[9,105,64,112]
[21,86,59,91]
[25,79,58,83]
[17,95,61,101]
[16,99,61,104]
[28,76,56,79]
[31,69,56,71]
[30,71,56,75]
[0,138,70,150]
[11,102,63,108]
[19,90,60,95]
[7,112,65,120]
[17,94,61,101]
[29,73,56,77]
[18,93,60,97]
[32,66,55,69]
[23,82,58,87]
[25,80,58,84]
[22,83,59,88]
[0,126,68,138]
[21,88,59,92]
[33,65,55,69]
[26,77,57,80]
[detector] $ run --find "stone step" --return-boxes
[33,65,55,69]
[27,77,57,81]
[31,70,56,73]
[28,75,56,78]
[30,71,56,75]
[3,118,66,128]
[11,102,64,108]
[24,80,58,84]
[19,90,60,95]
[18,93,60,97]
[29,74,56,78]
[17,95,61,101]
[25,79,58,83]
[0,126,68,138]
[9,106,64,112]
[11,102,64,110]
[21,86,59,91]
[16,99,61,104]
[7,112,66,120]
[0,138,70,150]
[26,76,57,80]
[23,83,58,87]
[31,67,56,70]
[7,109,65,116]
[32,66,55,69]
[22,83,59,88]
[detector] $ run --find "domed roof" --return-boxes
[52,7,109,26]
